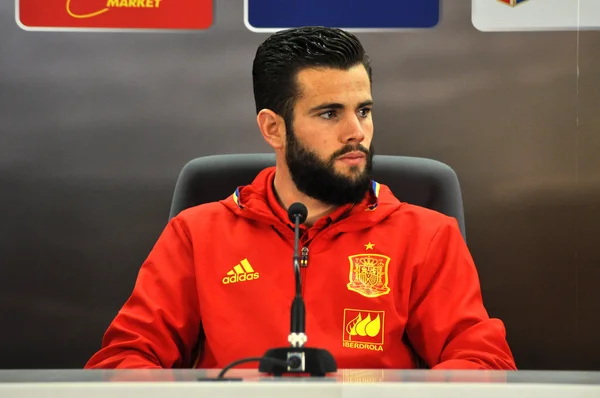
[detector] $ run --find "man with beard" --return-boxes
[85,27,516,371]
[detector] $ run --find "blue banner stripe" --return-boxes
[246,0,440,30]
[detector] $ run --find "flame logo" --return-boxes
[66,0,109,19]
[345,313,381,340]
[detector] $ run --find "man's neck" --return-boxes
[273,167,337,227]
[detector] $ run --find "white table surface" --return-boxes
[1,369,599,398]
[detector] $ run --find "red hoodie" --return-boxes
[85,167,516,370]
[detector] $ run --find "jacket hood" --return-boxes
[220,167,403,235]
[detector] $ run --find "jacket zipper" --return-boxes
[300,246,309,297]
[300,247,309,268]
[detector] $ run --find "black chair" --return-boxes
[169,153,466,241]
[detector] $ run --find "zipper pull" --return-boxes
[300,247,309,268]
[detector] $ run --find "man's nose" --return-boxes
[341,115,366,144]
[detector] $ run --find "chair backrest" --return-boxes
[169,153,466,241]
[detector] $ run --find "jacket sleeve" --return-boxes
[84,217,201,369]
[405,217,517,370]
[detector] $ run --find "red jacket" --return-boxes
[85,167,516,370]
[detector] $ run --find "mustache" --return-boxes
[331,144,369,158]
[330,144,370,160]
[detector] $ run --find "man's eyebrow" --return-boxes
[308,100,374,113]
[308,102,345,113]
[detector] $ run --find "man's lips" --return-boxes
[337,151,366,160]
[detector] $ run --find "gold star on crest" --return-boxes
[365,242,375,250]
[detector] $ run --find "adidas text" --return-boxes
[222,272,260,284]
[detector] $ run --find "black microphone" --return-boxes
[258,202,337,377]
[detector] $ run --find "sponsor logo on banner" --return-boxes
[347,253,391,298]
[342,309,385,351]
[16,0,213,31]
[472,0,599,32]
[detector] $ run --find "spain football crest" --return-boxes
[347,254,391,298]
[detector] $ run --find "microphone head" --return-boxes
[288,202,308,224]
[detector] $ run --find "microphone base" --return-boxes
[259,347,337,377]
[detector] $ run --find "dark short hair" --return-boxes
[252,26,372,124]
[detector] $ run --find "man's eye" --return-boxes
[358,108,371,118]
[319,111,336,120]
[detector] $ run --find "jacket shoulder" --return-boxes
[172,201,235,230]
[389,202,461,237]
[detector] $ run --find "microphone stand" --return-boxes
[258,204,337,377]
[289,208,306,347]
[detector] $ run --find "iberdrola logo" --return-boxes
[17,0,213,31]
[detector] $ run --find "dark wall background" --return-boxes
[1,0,599,370]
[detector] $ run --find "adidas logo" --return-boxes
[222,258,260,285]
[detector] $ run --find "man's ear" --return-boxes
[257,109,286,150]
